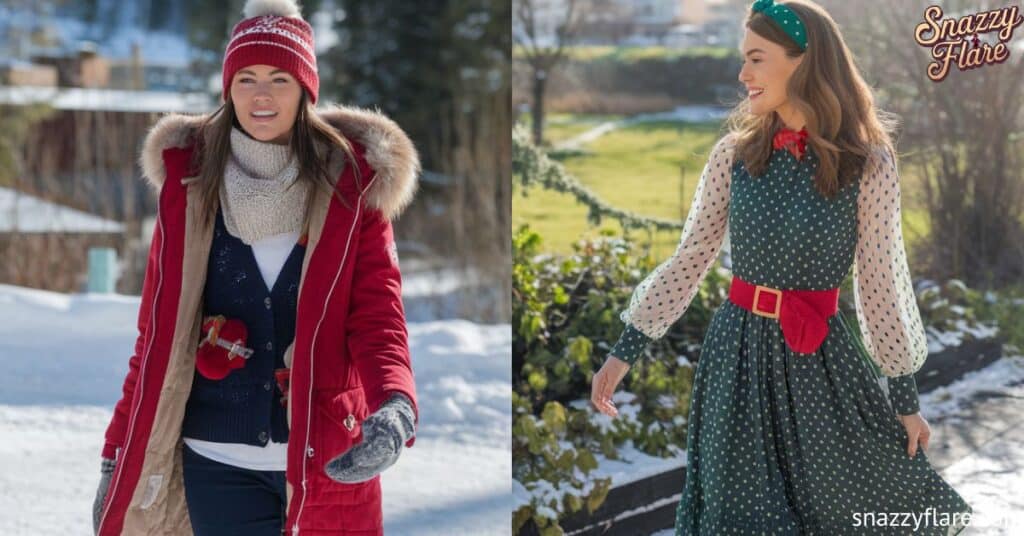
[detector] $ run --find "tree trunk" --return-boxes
[531,69,547,145]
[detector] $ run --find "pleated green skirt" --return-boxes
[673,302,972,535]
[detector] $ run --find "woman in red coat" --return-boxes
[91,1,419,534]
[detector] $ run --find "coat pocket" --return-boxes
[314,387,368,467]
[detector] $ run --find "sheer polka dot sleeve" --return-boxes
[609,135,735,365]
[853,145,928,413]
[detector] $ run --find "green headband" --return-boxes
[751,0,808,51]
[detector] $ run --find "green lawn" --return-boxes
[514,115,934,260]
[514,120,724,258]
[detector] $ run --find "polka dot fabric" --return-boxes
[853,145,929,379]
[616,134,736,343]
[609,137,972,534]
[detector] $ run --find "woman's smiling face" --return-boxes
[230,64,303,145]
[737,29,803,117]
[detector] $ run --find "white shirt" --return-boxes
[183,230,300,471]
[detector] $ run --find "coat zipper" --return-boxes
[292,178,377,535]
[97,203,166,535]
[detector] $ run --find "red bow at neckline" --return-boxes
[773,126,808,160]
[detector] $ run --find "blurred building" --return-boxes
[518,0,743,48]
[0,59,58,87]
[30,42,111,88]
[0,86,216,293]
[0,186,125,293]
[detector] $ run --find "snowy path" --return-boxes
[0,285,511,535]
[921,358,1024,535]
[551,105,730,152]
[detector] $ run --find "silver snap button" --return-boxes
[264,297,272,309]
[344,414,356,431]
[306,446,314,458]
[264,381,272,391]
[258,431,268,442]
[265,341,273,351]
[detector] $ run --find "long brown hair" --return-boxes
[726,0,897,198]
[189,90,363,231]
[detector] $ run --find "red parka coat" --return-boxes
[95,105,420,535]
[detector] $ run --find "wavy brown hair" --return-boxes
[726,0,897,198]
[188,90,362,231]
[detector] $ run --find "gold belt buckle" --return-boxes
[752,285,783,319]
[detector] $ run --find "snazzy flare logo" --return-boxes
[914,5,1022,81]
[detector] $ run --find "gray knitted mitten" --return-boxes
[324,392,415,483]
[92,457,116,535]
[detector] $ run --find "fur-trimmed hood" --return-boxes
[138,104,420,221]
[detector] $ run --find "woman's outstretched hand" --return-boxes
[591,356,630,417]
[897,412,931,458]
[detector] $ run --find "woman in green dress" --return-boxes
[590,1,973,534]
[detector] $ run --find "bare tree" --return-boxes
[514,0,582,144]
[822,0,1024,287]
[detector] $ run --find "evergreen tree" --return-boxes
[327,0,512,321]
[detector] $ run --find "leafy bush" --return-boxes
[913,279,1007,350]
[975,285,1024,351]
[512,225,726,534]
[917,280,988,333]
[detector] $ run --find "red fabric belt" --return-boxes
[727,275,839,354]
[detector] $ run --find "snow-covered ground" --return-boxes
[0,187,125,233]
[0,281,511,535]
[918,357,1024,535]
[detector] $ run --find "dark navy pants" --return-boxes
[182,442,287,536]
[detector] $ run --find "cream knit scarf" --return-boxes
[219,127,310,245]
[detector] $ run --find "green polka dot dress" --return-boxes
[609,134,973,534]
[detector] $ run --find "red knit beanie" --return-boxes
[222,0,319,104]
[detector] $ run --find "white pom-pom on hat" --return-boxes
[243,0,302,19]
